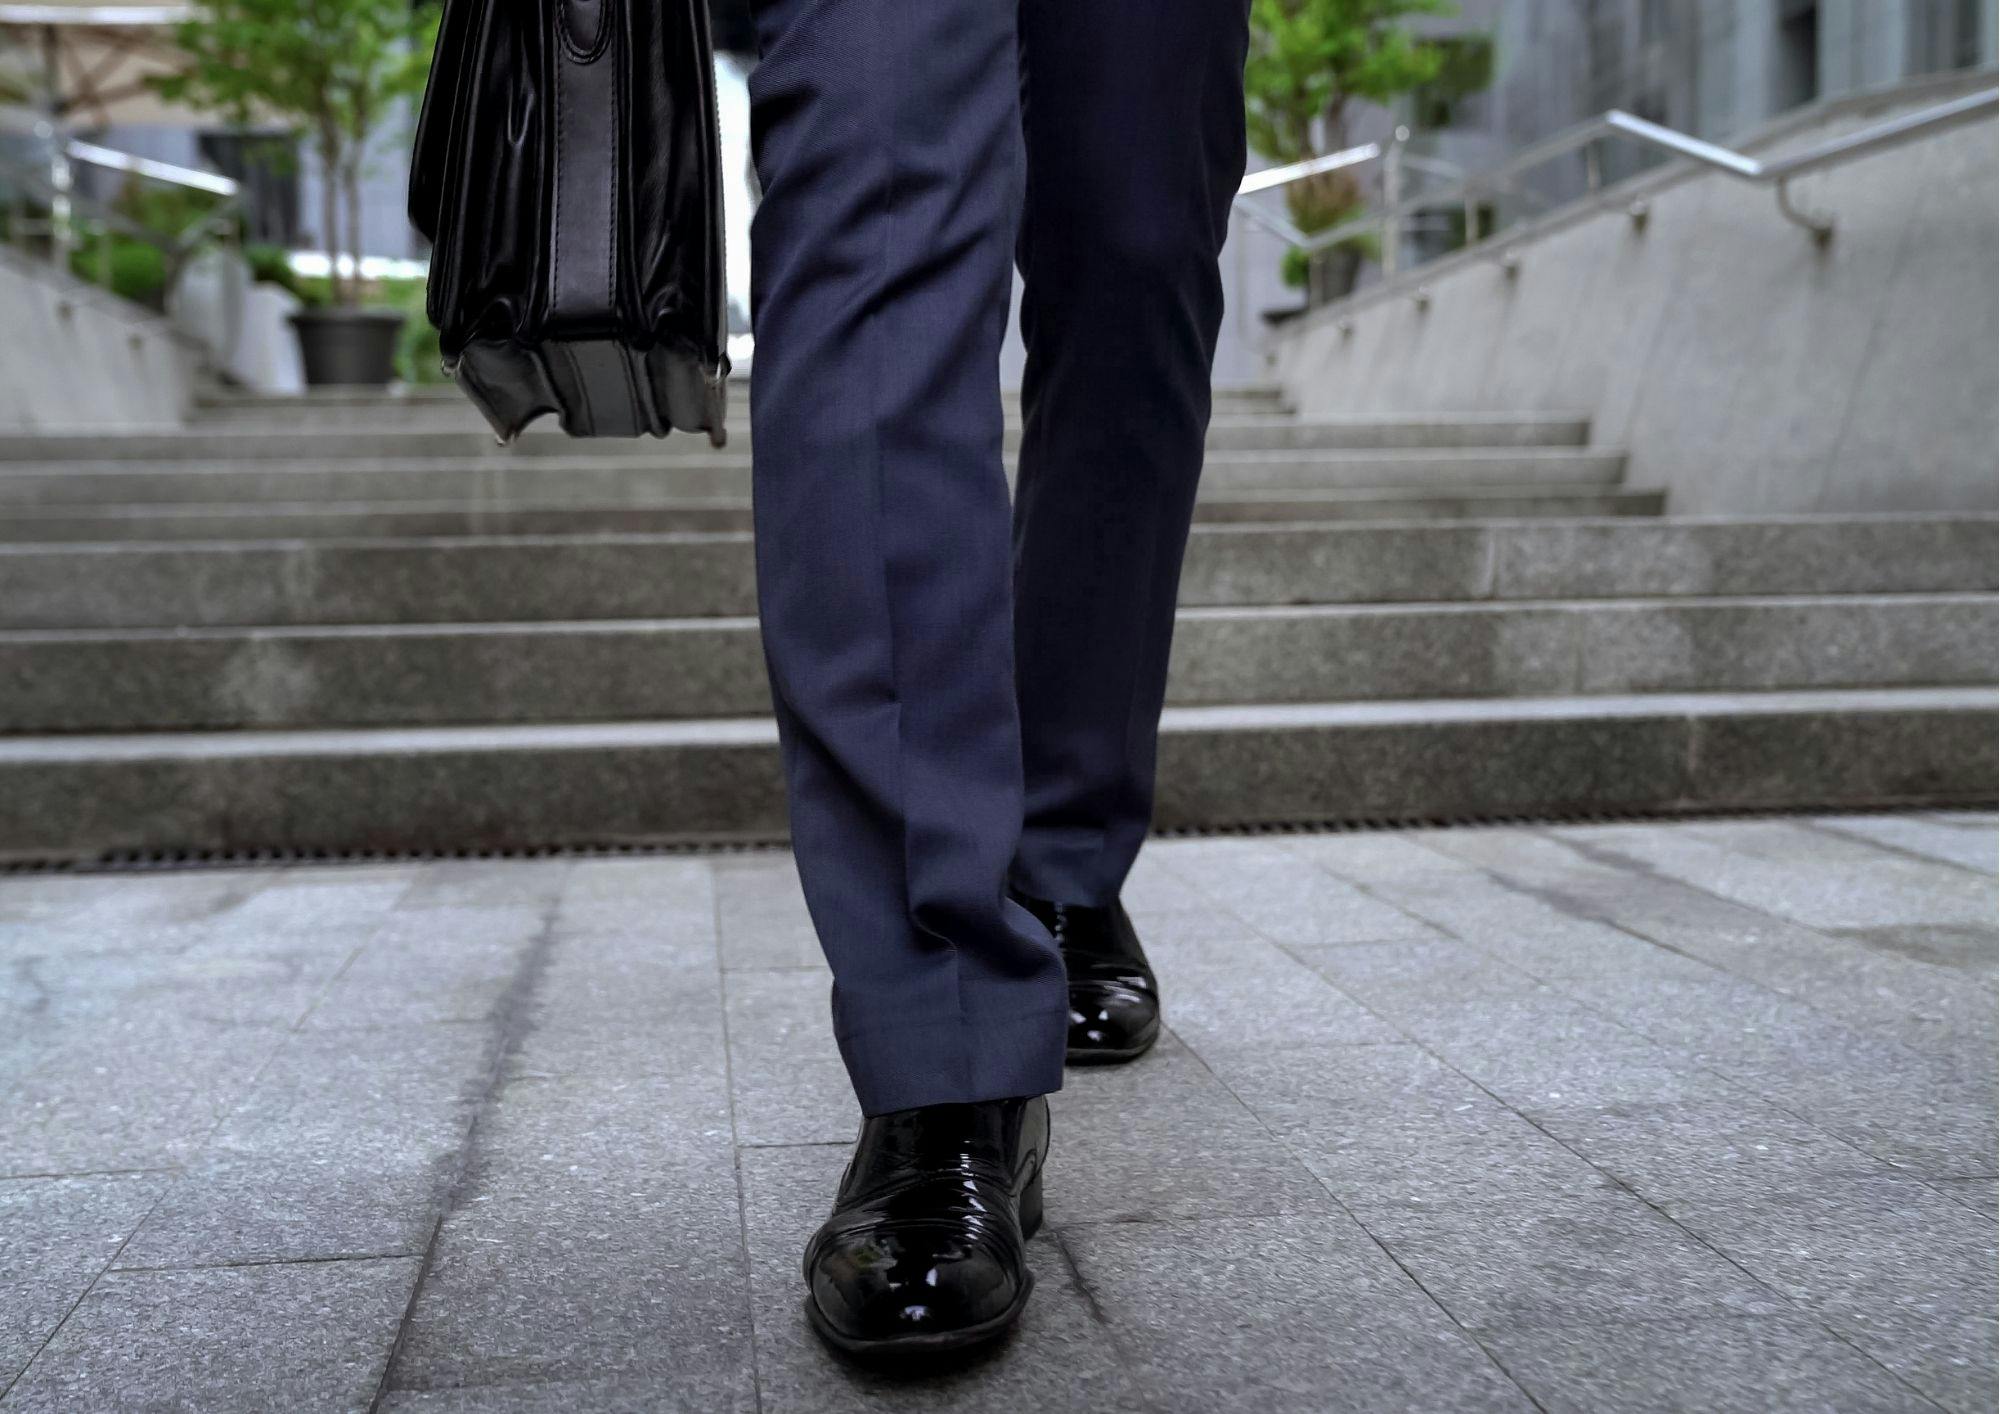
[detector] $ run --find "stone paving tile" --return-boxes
[1,1014,297,1174]
[392,858,574,912]
[1291,934,1545,1005]
[1559,818,1997,933]
[1,819,1992,1411]
[1935,1176,2000,1218]
[1731,1028,1994,1180]
[738,1143,1151,1414]
[1115,840,1220,914]
[1340,847,1737,985]
[535,903,724,1029]
[1662,1176,1999,1413]
[1331,982,1740,1116]
[0,867,265,929]
[477,934,735,1167]
[1276,829,1488,890]
[714,853,822,972]
[1810,813,1998,875]
[216,869,421,931]
[1819,921,1997,977]
[1550,971,1894,1076]
[0,872,386,1056]
[1199,1041,1617,1212]
[1529,1097,1905,1203]
[1,1257,419,1413]
[1479,1315,1929,1413]
[299,905,548,1029]
[1114,897,1260,953]
[1426,823,1997,1046]
[1049,1034,1336,1224]
[1145,929,1401,1058]
[0,869,271,961]
[1062,1211,1536,1412]
[722,969,857,1147]
[1357,1187,1789,1331]
[553,857,717,942]
[1165,836,1442,945]
[114,1024,490,1269]
[2,933,355,1032]
[0,1172,167,1388]
[382,922,751,1399]
[1536,961,1995,1179]
[383,1167,754,1397]
[382,1375,758,1412]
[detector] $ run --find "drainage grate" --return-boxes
[3,800,1990,878]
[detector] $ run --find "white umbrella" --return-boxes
[0,4,200,128]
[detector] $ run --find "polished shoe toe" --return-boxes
[1068,980,1160,1062]
[1010,889,1162,1064]
[808,1221,1028,1350]
[803,1097,1047,1358]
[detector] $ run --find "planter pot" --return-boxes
[290,307,406,387]
[1304,246,1364,306]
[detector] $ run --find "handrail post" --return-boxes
[1774,176,1835,244]
[47,140,72,272]
[1381,125,1408,278]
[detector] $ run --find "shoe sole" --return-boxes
[1065,1019,1161,1066]
[804,1271,1037,1359]
[803,1167,1045,1361]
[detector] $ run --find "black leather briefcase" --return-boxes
[409,0,730,445]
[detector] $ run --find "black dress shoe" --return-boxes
[803,1096,1048,1358]
[1010,891,1160,1064]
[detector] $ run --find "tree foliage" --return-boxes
[1245,0,1470,264]
[151,0,440,305]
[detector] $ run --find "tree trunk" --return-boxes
[317,128,346,306]
[343,157,364,304]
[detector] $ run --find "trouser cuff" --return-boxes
[837,1006,1070,1116]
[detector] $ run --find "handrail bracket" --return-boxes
[1774,176,1836,245]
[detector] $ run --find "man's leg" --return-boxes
[1010,0,1251,905]
[748,0,1067,1117]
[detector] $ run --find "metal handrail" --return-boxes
[1,147,240,258]
[2,117,240,265]
[1235,83,1999,286]
[1233,126,1541,279]
[0,133,244,364]
[64,138,239,198]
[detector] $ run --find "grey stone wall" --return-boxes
[1267,76,2000,516]
[0,246,195,431]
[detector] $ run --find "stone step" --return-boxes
[1,687,1988,861]
[4,515,1987,630]
[186,384,1297,429]
[4,595,1989,733]
[0,486,1669,542]
[138,413,1597,455]
[0,449,1627,507]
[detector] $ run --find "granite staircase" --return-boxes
[0,384,1992,861]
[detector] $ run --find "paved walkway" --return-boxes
[1,813,1994,1412]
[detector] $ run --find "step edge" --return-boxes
[2,687,1990,764]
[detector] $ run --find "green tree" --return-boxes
[150,0,440,307]
[1245,0,1480,291]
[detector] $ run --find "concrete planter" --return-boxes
[290,307,405,388]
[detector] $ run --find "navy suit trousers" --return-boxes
[747,0,1249,1114]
